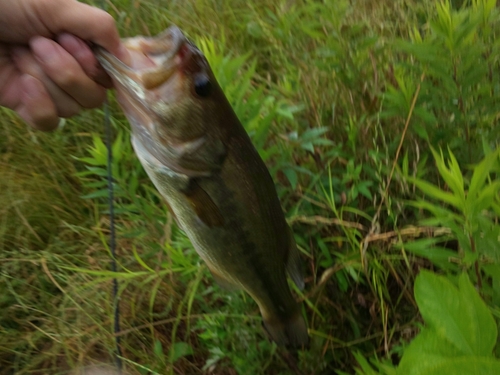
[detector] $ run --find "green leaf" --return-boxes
[414,271,497,356]
[408,179,463,209]
[399,271,500,375]
[132,245,155,273]
[153,340,164,360]
[457,272,497,354]
[398,355,500,375]
[468,149,500,200]
[282,167,298,190]
[398,328,463,375]
[471,181,500,218]
[352,351,378,375]
[429,147,465,206]
[356,181,373,200]
[81,189,110,199]
[170,342,194,363]
[408,200,457,220]
[398,239,458,270]
[300,126,329,141]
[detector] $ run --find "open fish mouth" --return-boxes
[93,25,205,106]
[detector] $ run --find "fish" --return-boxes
[94,26,309,348]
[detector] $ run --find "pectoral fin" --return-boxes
[285,227,305,290]
[182,179,225,228]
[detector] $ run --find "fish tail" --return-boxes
[262,310,309,348]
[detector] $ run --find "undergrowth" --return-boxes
[1,0,499,374]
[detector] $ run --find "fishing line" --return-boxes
[98,1,123,373]
[104,95,123,373]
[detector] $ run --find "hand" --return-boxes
[0,0,129,131]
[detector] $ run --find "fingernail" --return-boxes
[31,37,58,64]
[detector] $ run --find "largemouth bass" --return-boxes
[94,26,308,347]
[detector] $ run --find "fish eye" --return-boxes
[193,73,212,97]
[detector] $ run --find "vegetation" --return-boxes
[1,0,499,374]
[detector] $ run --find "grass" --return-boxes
[1,0,499,374]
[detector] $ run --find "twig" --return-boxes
[289,215,365,231]
[364,226,451,244]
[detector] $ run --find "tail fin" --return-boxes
[262,310,309,348]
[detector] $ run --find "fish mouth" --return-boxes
[93,25,200,108]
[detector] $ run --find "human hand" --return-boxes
[0,0,129,131]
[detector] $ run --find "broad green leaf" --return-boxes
[399,355,500,375]
[414,271,497,356]
[457,272,497,355]
[398,328,463,375]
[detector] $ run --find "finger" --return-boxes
[16,74,59,131]
[11,45,81,118]
[0,47,22,110]
[35,0,130,64]
[57,33,112,88]
[31,36,106,108]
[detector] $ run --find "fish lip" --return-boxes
[93,25,191,97]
